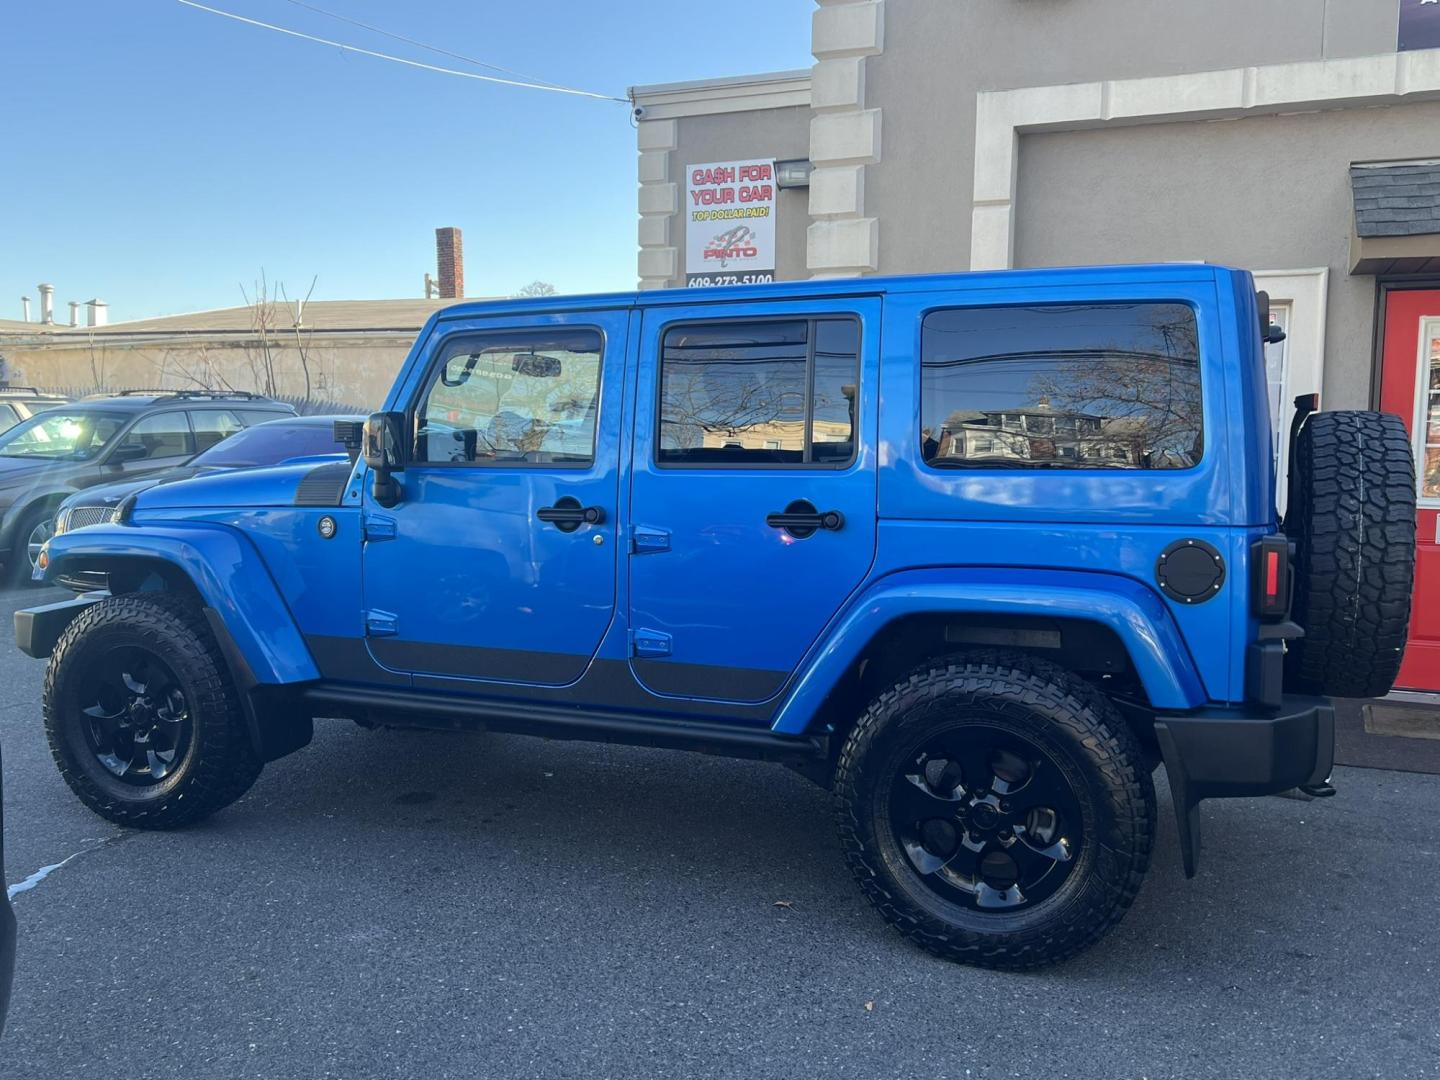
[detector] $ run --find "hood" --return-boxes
[132,460,355,512]
[62,466,207,511]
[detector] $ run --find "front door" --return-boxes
[1379,288,1440,691]
[361,311,629,686]
[628,297,880,705]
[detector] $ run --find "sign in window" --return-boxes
[1400,0,1440,51]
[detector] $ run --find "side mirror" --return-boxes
[363,411,405,506]
[108,443,149,465]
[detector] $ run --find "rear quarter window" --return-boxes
[920,302,1203,471]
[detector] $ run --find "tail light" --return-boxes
[1251,534,1293,619]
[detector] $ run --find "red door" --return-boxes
[1378,289,1440,691]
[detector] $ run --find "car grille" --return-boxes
[58,505,118,533]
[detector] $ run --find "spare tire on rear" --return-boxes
[1284,410,1416,699]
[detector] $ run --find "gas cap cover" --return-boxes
[1156,539,1226,604]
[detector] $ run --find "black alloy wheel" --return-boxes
[75,645,193,785]
[890,726,1082,911]
[44,592,263,828]
[835,652,1154,969]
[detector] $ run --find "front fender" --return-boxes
[770,568,1208,734]
[39,522,319,685]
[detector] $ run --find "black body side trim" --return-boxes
[304,634,778,723]
[1154,695,1333,879]
[294,460,354,507]
[306,634,410,686]
[632,657,788,702]
[300,683,826,763]
[368,638,588,685]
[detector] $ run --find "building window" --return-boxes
[415,328,603,465]
[1419,321,1440,502]
[658,318,859,466]
[921,302,1203,471]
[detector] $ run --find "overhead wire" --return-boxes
[173,0,628,103]
[277,0,585,94]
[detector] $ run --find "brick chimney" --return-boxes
[435,227,464,299]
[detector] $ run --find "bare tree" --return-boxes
[514,281,557,298]
[280,275,319,403]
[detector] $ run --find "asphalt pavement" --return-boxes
[1,586,1437,1079]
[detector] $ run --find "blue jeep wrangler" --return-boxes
[17,266,1417,968]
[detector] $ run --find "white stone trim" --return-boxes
[635,118,680,290]
[811,56,865,113]
[807,217,879,273]
[812,0,884,60]
[809,165,866,217]
[971,48,1440,271]
[808,0,884,277]
[628,70,811,121]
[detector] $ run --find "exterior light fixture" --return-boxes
[775,159,813,189]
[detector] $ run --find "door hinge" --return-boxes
[364,609,399,637]
[629,628,672,658]
[629,525,671,554]
[363,514,397,542]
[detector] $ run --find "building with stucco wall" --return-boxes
[630,0,1440,697]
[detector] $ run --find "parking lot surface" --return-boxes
[2,587,1437,1079]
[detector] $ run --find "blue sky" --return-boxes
[1,1,813,322]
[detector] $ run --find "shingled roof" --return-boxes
[1351,161,1440,238]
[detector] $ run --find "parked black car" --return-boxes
[55,414,363,536]
[0,391,295,584]
[0,387,69,435]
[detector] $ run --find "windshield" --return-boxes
[0,410,126,459]
[191,420,344,468]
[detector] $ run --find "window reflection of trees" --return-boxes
[659,320,858,463]
[922,304,1203,471]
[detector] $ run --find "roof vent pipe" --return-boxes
[85,299,107,327]
[37,283,54,324]
[68,301,80,327]
[19,297,30,322]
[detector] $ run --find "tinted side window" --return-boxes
[189,409,244,452]
[239,409,292,426]
[117,412,195,460]
[920,303,1203,471]
[415,328,603,465]
[658,318,859,466]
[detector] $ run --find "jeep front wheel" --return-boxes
[44,593,262,828]
[835,654,1154,969]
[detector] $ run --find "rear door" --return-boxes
[628,297,880,705]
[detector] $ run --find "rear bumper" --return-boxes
[1154,695,1334,877]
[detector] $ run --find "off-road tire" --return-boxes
[834,652,1155,970]
[1285,410,1416,699]
[44,592,262,828]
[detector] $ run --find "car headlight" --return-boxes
[53,506,71,536]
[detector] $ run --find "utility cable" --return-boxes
[173,0,628,102]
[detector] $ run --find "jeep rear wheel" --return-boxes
[835,654,1154,969]
[1285,410,1416,699]
[44,593,262,828]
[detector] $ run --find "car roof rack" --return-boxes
[104,389,269,401]
[0,386,62,396]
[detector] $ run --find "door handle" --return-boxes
[537,496,605,533]
[766,500,844,539]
